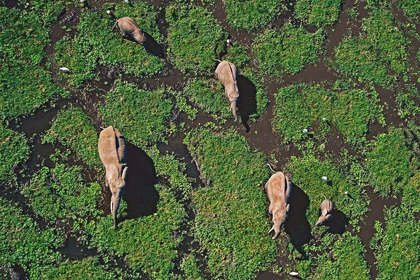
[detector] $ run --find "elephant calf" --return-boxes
[215,60,240,121]
[98,126,129,229]
[314,199,334,226]
[112,17,146,45]
[265,171,292,239]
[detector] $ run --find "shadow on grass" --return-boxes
[284,183,312,256]
[122,33,164,58]
[237,75,257,132]
[121,142,159,222]
[323,208,349,234]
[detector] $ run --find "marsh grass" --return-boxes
[371,205,420,279]
[287,154,368,225]
[0,125,30,185]
[223,0,284,31]
[272,84,384,145]
[295,0,342,28]
[44,106,101,168]
[166,3,227,75]
[334,8,410,87]
[253,23,324,78]
[297,232,370,279]
[395,86,420,117]
[184,128,277,280]
[99,81,173,148]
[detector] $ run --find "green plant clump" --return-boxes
[224,0,284,31]
[0,197,61,275]
[366,127,416,197]
[84,184,186,279]
[398,0,420,21]
[371,205,420,279]
[21,163,102,229]
[272,84,384,145]
[253,23,324,78]
[166,3,227,75]
[396,86,420,118]
[334,9,410,87]
[0,125,30,185]
[184,128,277,280]
[297,233,370,279]
[287,154,368,225]
[295,0,342,28]
[44,106,101,168]
[99,81,173,148]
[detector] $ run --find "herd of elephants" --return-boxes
[100,16,335,236]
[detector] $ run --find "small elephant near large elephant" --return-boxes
[98,126,129,229]
[112,17,146,45]
[314,199,334,226]
[265,164,292,239]
[214,59,240,121]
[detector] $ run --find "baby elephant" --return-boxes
[265,171,292,239]
[112,17,146,45]
[314,199,334,226]
[98,126,129,229]
[214,60,240,121]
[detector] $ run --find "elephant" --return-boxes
[112,17,146,45]
[214,59,240,121]
[265,166,292,239]
[98,126,129,229]
[314,199,334,226]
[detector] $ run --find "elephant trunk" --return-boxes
[111,195,121,229]
[231,102,237,122]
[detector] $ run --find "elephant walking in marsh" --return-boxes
[98,126,129,229]
[112,17,146,45]
[214,59,240,121]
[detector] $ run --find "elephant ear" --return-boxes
[286,204,290,213]
[325,213,333,221]
[107,164,119,182]
[322,208,328,216]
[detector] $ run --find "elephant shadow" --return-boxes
[121,142,159,221]
[323,208,349,234]
[237,75,257,132]
[122,33,164,58]
[284,183,312,256]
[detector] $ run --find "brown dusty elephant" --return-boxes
[314,199,334,226]
[214,59,240,121]
[112,17,146,45]
[98,126,129,229]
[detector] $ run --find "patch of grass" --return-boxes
[35,257,118,280]
[365,127,416,197]
[0,125,30,185]
[0,197,61,274]
[334,9,410,87]
[99,81,173,148]
[166,3,227,75]
[224,0,284,31]
[272,84,384,145]
[241,68,269,119]
[396,86,420,118]
[83,183,186,279]
[180,254,204,280]
[398,0,420,21]
[287,154,368,225]
[43,106,101,168]
[403,171,420,212]
[252,23,324,78]
[297,232,370,279]
[224,43,250,69]
[184,128,277,280]
[295,0,342,28]
[21,163,102,229]
[371,205,420,279]
[16,0,70,24]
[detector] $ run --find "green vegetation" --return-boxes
[297,233,370,279]
[295,0,342,28]
[287,154,368,225]
[36,257,118,280]
[0,197,61,275]
[334,9,410,87]
[44,106,101,168]
[253,23,324,78]
[84,183,186,279]
[54,2,164,88]
[365,127,416,197]
[99,81,173,148]
[0,126,30,184]
[224,43,250,69]
[224,0,284,31]
[166,3,227,75]
[371,206,420,279]
[21,163,102,229]
[396,86,420,117]
[272,84,384,145]
[185,128,277,280]
[398,0,420,21]
[180,254,204,280]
